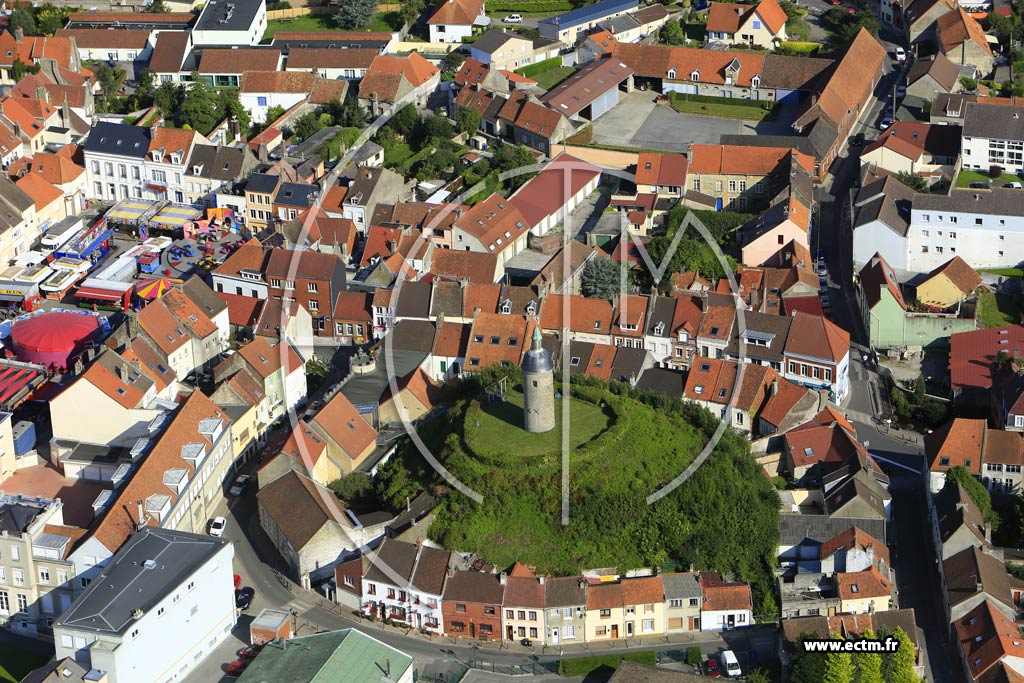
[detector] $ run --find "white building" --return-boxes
[427,0,489,43]
[852,176,915,271]
[907,188,1024,272]
[358,539,450,635]
[961,102,1024,176]
[191,0,267,47]
[54,528,235,683]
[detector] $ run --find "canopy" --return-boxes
[135,278,177,300]
[75,285,129,303]
[10,311,100,368]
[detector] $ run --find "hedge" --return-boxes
[515,56,563,77]
[486,0,572,12]
[668,92,766,108]
[778,40,822,55]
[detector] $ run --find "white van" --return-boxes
[722,650,741,678]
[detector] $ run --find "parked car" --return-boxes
[879,117,895,130]
[970,181,991,189]
[821,294,832,308]
[237,645,262,661]
[503,13,523,22]
[229,474,250,497]
[209,516,226,537]
[236,586,255,610]
[226,660,248,677]
[705,657,722,678]
[722,650,742,677]
[1005,182,1023,189]
[896,85,907,98]
[894,46,907,62]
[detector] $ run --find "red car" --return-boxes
[705,657,721,678]
[226,660,248,677]
[237,644,262,661]
[233,574,242,590]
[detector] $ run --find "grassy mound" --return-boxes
[465,389,612,458]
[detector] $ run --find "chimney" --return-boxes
[499,572,507,585]
[230,117,241,143]
[14,26,23,43]
[35,86,48,104]
[771,379,778,397]
[136,500,145,529]
[817,389,827,412]
[539,575,545,585]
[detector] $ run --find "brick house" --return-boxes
[442,571,506,641]
[264,248,347,336]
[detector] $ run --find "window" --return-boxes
[0,591,7,612]
[309,300,319,312]
[308,283,318,293]
[10,546,18,561]
[692,179,700,191]
[484,605,496,615]
[517,626,526,637]
[563,607,572,618]
[529,627,538,638]
[38,568,49,584]
[506,609,514,618]
[187,580,195,591]
[258,96,268,106]
[16,594,26,613]
[367,583,376,595]
[12,570,23,587]
[455,603,467,613]
[642,619,654,632]
[528,611,537,620]
[600,609,611,618]
[565,625,576,639]
[728,180,737,193]
[131,628,140,639]
[344,575,355,587]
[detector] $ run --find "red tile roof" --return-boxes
[950,325,1024,391]
[689,143,815,176]
[509,153,600,228]
[621,576,663,605]
[540,294,613,335]
[586,582,623,610]
[819,526,890,567]
[784,312,849,363]
[955,599,1024,680]
[454,193,529,254]
[428,0,485,25]
[466,312,533,368]
[15,172,61,210]
[926,417,986,476]
[310,391,378,459]
[836,566,891,600]
[636,152,688,188]
[699,573,752,612]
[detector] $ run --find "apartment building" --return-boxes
[0,495,80,637]
[55,528,235,683]
[264,248,347,336]
[245,173,282,231]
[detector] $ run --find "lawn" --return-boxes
[532,66,577,91]
[956,169,1024,188]
[558,651,658,677]
[670,96,771,120]
[382,139,413,168]
[263,12,401,42]
[982,267,1024,278]
[978,290,1023,328]
[0,644,48,683]
[467,389,612,457]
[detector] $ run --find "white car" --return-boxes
[722,650,742,677]
[209,516,227,537]
[229,474,250,497]
[503,13,523,22]
[894,46,907,62]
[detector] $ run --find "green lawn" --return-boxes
[978,290,1023,328]
[263,12,402,42]
[982,267,1024,277]
[956,169,1024,187]
[670,96,770,120]
[558,651,658,677]
[382,140,413,168]
[0,644,48,683]
[532,66,577,91]
[467,389,611,457]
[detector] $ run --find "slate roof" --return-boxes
[545,576,587,607]
[943,545,1014,611]
[257,470,351,551]
[85,121,150,158]
[854,176,914,238]
[442,570,505,604]
[778,513,886,547]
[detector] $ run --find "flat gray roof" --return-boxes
[56,528,228,636]
[195,0,263,32]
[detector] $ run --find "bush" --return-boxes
[486,0,572,11]
[515,56,563,77]
[686,646,703,665]
[991,165,1004,179]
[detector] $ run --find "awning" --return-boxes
[75,286,127,302]
[0,294,23,302]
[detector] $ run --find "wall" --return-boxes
[50,380,164,448]
[853,219,909,271]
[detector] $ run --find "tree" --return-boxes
[960,76,978,92]
[336,0,376,29]
[894,171,928,193]
[455,106,480,135]
[36,4,70,35]
[791,634,827,683]
[389,104,421,137]
[329,472,377,508]
[218,90,252,135]
[95,63,127,110]
[399,0,425,27]
[821,8,879,49]
[179,75,220,134]
[419,113,454,143]
[747,671,771,683]
[9,9,37,36]
[855,629,884,683]
[946,466,1000,530]
[581,257,621,300]
[913,375,926,403]
[881,627,919,683]
[293,111,326,141]
[659,19,687,45]
[11,59,37,83]
[443,50,466,73]
[823,636,855,683]
[146,0,171,11]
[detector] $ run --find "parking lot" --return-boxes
[591,91,802,151]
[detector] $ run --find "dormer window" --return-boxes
[690,69,700,81]
[667,68,677,79]
[654,321,665,336]
[751,75,760,89]
[501,299,512,314]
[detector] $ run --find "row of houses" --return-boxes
[332,541,752,642]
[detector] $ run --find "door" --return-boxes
[626,622,634,637]
[551,628,559,644]
[611,625,619,638]
[507,625,514,640]
[470,623,476,638]
[727,614,736,629]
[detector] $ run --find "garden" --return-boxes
[668,92,776,121]
[977,289,1023,329]
[262,11,403,42]
[956,168,1024,188]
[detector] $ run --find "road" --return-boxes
[814,23,958,683]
